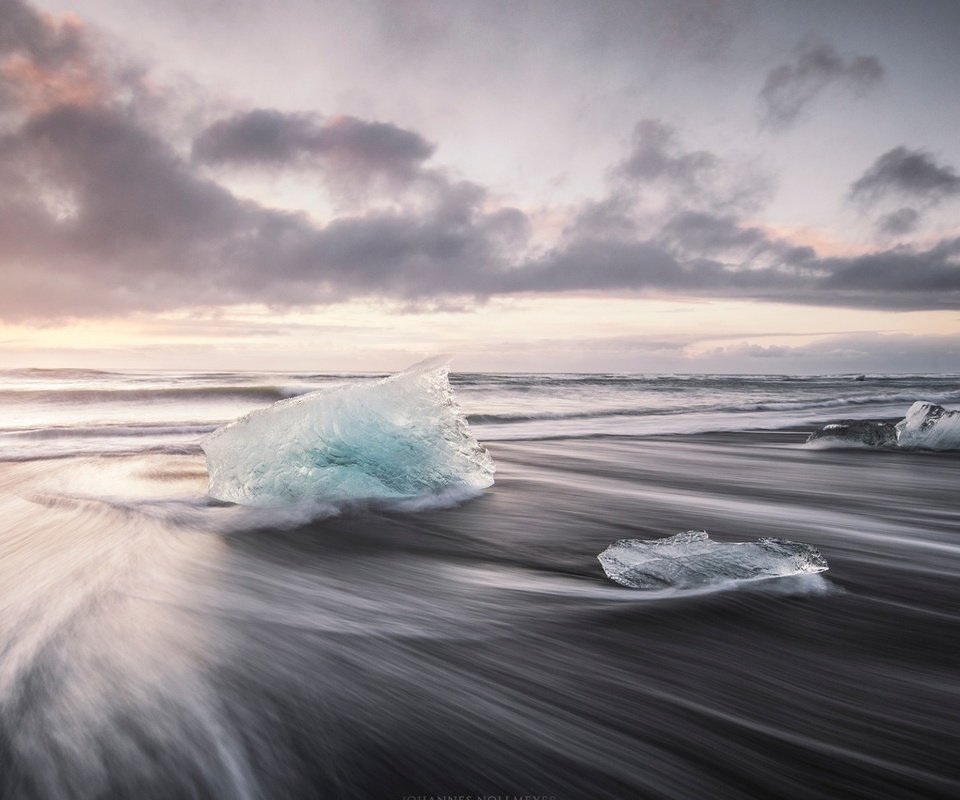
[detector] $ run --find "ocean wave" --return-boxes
[0,385,307,404]
[0,422,218,440]
[721,390,960,412]
[0,367,122,378]
[23,469,485,533]
[0,443,204,463]
[4,383,954,420]
[451,372,960,388]
[467,409,662,423]
[122,487,486,532]
[450,564,835,601]
[466,390,960,425]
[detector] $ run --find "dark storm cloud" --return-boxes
[758,42,884,131]
[850,147,960,204]
[192,110,435,185]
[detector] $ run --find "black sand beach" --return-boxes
[4,0,960,794]
[2,429,958,799]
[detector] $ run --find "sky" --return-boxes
[2,0,960,373]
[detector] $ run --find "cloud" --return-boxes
[482,330,960,373]
[657,211,767,257]
[711,332,960,373]
[758,42,884,131]
[4,96,960,319]
[850,147,960,204]
[521,206,960,310]
[615,119,716,187]
[0,0,103,112]
[192,109,435,187]
[613,118,773,217]
[562,191,640,240]
[0,0,86,68]
[875,207,920,237]
[0,98,528,317]
[1,1,959,321]
[819,237,960,304]
[849,147,960,236]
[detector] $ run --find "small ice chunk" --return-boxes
[202,358,495,506]
[806,419,897,448]
[597,531,828,590]
[895,401,960,450]
[807,401,960,451]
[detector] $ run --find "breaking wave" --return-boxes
[0,386,306,404]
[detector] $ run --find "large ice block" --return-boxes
[202,358,495,506]
[597,531,828,590]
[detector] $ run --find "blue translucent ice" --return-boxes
[202,358,495,506]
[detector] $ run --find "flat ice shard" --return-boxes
[202,358,495,506]
[806,420,898,448]
[807,401,960,451]
[597,531,828,590]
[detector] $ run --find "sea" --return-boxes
[0,369,958,799]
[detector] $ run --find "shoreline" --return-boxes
[2,412,959,798]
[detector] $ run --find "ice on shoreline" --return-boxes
[807,401,960,451]
[597,531,828,590]
[201,358,495,506]
[895,401,960,449]
[806,420,898,448]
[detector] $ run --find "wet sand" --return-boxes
[1,430,958,799]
